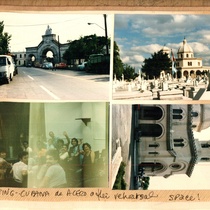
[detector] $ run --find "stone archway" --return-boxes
[26,25,69,67]
[183,70,189,77]
[27,54,36,66]
[39,47,58,64]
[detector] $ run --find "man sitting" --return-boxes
[40,149,67,188]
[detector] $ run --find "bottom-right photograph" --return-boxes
[112,103,210,190]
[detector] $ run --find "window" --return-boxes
[186,54,189,58]
[201,144,210,148]
[148,152,159,155]
[139,162,163,172]
[139,124,162,137]
[201,158,210,161]
[173,109,183,120]
[188,62,192,66]
[170,163,182,170]
[198,62,200,66]
[139,106,163,120]
[149,143,159,148]
[173,139,185,147]
[174,143,184,147]
[191,112,198,117]
[20,54,22,58]
[173,109,183,114]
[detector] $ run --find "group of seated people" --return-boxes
[0,131,107,188]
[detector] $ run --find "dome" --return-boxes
[161,45,170,54]
[178,38,193,54]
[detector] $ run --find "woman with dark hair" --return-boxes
[82,143,95,187]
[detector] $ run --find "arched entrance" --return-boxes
[40,48,57,64]
[27,54,36,66]
[26,25,69,67]
[183,70,189,77]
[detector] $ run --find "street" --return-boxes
[0,67,110,100]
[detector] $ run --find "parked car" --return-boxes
[42,62,53,69]
[55,62,67,69]
[0,55,15,84]
[77,61,87,70]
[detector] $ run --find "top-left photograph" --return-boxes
[0,12,112,101]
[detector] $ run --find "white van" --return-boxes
[0,55,15,84]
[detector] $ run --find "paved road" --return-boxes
[0,67,110,101]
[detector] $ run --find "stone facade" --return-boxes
[136,104,210,178]
[25,25,69,66]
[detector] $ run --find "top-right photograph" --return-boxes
[113,14,210,100]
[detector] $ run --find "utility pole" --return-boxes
[103,14,109,55]
[58,35,61,63]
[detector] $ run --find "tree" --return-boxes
[141,177,150,190]
[63,34,108,65]
[112,161,127,190]
[0,21,11,54]
[113,41,124,80]
[123,64,138,82]
[141,50,171,79]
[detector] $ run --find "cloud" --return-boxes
[121,56,130,63]
[131,44,162,54]
[115,14,210,69]
[133,55,145,62]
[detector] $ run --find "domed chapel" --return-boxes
[161,38,210,79]
[136,104,210,178]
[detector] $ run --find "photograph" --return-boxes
[112,103,210,190]
[0,12,112,100]
[0,101,109,188]
[113,14,210,100]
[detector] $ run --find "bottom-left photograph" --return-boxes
[0,102,109,188]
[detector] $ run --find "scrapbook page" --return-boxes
[0,0,210,209]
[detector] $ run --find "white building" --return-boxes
[11,51,26,66]
[136,104,210,178]
[162,38,210,78]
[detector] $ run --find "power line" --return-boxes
[5,15,89,27]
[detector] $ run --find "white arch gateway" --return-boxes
[25,25,69,66]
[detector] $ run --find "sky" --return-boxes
[114,14,210,71]
[0,12,113,52]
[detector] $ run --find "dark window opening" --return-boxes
[174,143,185,147]
[148,152,159,155]
[139,162,163,172]
[201,158,210,161]
[173,109,183,114]
[174,139,184,143]
[139,124,162,137]
[173,115,183,120]
[149,143,159,148]
[139,107,163,120]
[191,112,198,117]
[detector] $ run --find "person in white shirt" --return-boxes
[40,150,67,188]
[12,151,28,187]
